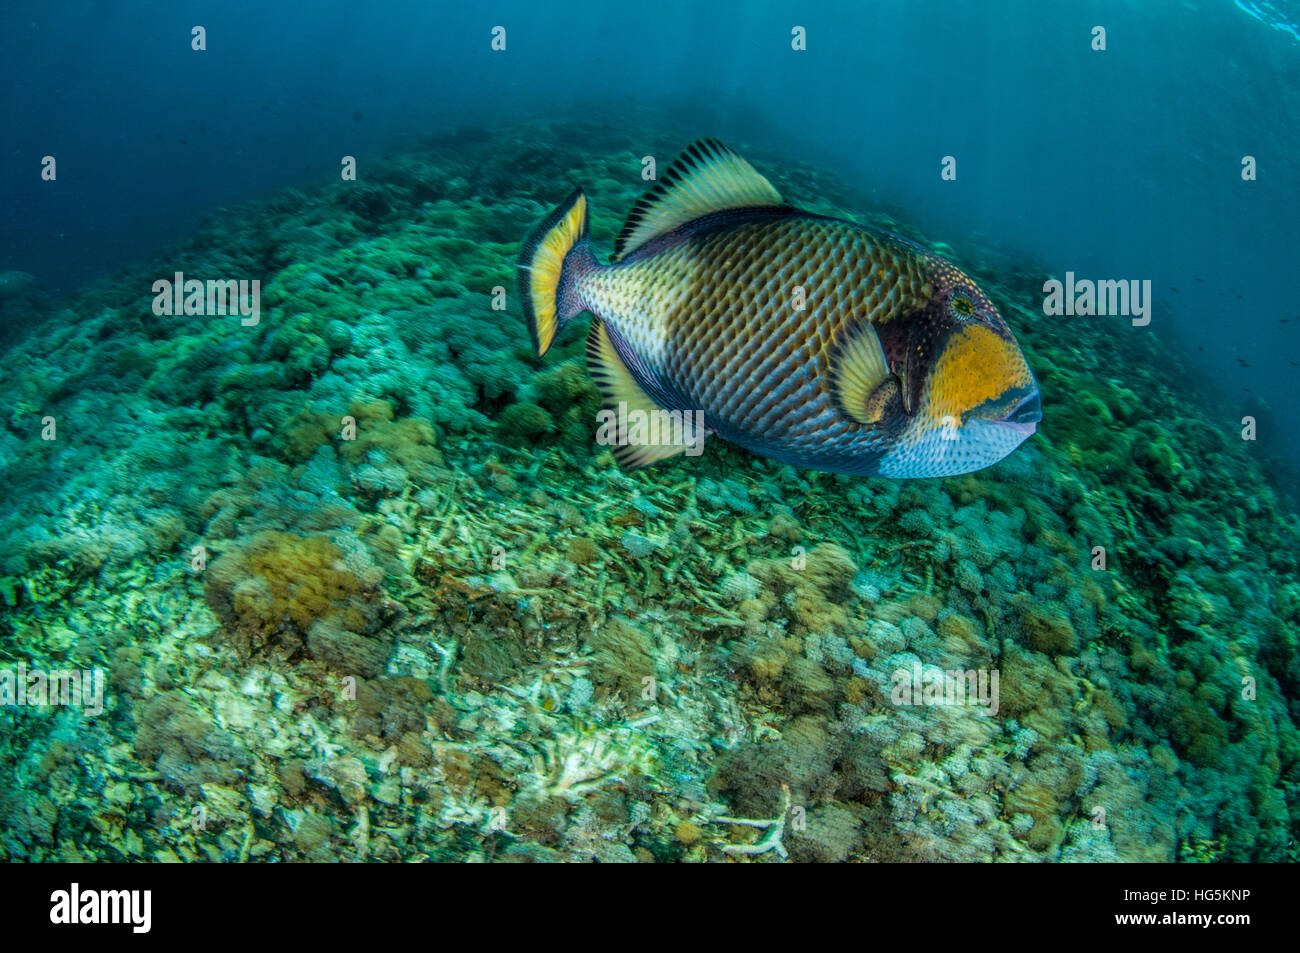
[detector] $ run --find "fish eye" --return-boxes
[951,295,974,318]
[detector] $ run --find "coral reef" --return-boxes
[0,120,1297,863]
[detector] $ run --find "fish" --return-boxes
[516,138,1041,478]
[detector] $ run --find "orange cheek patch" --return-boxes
[928,325,1033,423]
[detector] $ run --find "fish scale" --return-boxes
[640,216,925,449]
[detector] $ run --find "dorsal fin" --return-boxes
[828,321,899,426]
[612,138,784,262]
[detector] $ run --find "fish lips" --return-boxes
[990,388,1042,435]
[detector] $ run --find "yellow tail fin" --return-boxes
[517,188,590,357]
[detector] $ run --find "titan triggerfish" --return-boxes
[517,138,1041,477]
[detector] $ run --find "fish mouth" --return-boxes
[991,389,1042,434]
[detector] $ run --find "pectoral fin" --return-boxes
[829,321,899,425]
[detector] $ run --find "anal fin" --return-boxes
[586,319,698,469]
